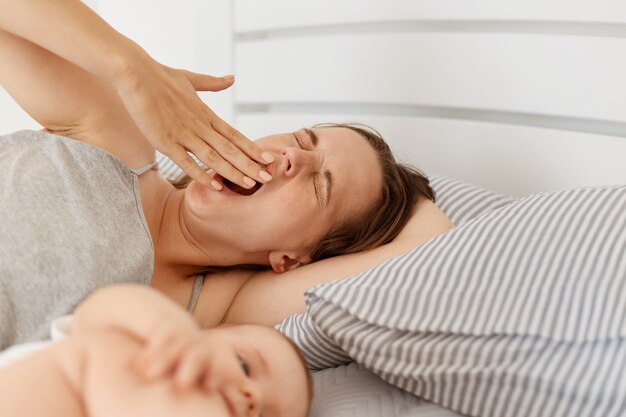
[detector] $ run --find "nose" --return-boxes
[240,383,261,417]
[280,146,318,178]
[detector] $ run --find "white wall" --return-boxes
[232,0,626,195]
[0,88,40,133]
[0,0,234,135]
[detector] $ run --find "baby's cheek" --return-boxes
[205,394,231,417]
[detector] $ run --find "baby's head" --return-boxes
[203,324,311,417]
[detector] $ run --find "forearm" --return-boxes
[0,0,144,83]
[73,285,195,341]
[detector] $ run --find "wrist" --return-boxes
[104,38,152,89]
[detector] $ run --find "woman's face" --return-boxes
[184,127,383,270]
[202,324,310,417]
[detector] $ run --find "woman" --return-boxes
[0,1,454,348]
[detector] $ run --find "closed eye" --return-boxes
[314,175,326,207]
[293,134,304,149]
[293,134,324,206]
[240,359,251,377]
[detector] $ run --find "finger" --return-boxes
[142,338,185,379]
[134,335,168,374]
[192,128,274,187]
[166,144,216,189]
[185,135,262,190]
[203,370,219,394]
[173,348,207,391]
[211,117,275,166]
[185,71,235,92]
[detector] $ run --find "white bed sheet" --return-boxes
[310,362,463,417]
[0,315,71,368]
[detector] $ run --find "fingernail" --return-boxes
[223,74,234,80]
[243,176,256,188]
[259,170,272,182]
[211,180,223,190]
[261,152,274,164]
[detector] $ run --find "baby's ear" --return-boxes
[268,251,312,274]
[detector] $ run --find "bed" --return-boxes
[227,1,626,416]
[2,1,626,416]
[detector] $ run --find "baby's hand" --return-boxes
[133,319,202,383]
[160,331,224,393]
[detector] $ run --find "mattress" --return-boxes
[310,362,463,417]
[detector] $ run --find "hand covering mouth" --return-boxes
[222,177,263,196]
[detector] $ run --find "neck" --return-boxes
[151,187,270,276]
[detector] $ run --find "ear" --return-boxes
[268,251,312,274]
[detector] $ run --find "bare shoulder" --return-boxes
[192,269,257,328]
[153,267,258,329]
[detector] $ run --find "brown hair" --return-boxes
[307,123,435,262]
[171,123,435,264]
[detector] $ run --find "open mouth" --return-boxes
[222,177,263,196]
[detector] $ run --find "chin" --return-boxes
[185,181,213,207]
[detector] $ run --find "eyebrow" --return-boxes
[303,128,333,205]
[303,128,319,147]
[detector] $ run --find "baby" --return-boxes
[0,284,311,417]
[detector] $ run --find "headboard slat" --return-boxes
[235,0,626,33]
[235,34,626,125]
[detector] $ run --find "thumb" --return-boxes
[185,72,235,92]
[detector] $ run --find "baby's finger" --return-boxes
[141,338,185,379]
[202,369,219,394]
[173,348,207,390]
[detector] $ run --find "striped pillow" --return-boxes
[276,176,517,370]
[428,175,516,225]
[306,185,626,417]
[156,152,186,182]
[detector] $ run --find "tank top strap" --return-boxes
[187,274,205,314]
[130,160,159,176]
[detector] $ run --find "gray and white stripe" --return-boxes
[307,185,626,417]
[156,151,209,183]
[275,313,352,370]
[156,152,186,182]
[429,175,516,225]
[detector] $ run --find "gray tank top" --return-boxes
[0,130,155,349]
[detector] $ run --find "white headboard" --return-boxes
[232,0,626,197]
